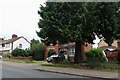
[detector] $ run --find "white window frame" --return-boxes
[70,47,75,56]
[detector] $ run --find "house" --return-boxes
[98,39,118,60]
[44,43,59,59]
[44,41,92,61]
[0,34,31,54]
[59,42,92,61]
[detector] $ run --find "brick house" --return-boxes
[44,43,59,60]
[98,39,118,60]
[44,42,92,60]
[98,39,117,50]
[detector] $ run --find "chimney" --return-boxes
[12,34,18,38]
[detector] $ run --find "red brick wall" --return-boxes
[44,43,92,60]
[44,44,60,60]
[105,50,118,60]
[84,43,92,52]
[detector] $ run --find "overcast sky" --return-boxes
[0,0,47,41]
[0,0,100,48]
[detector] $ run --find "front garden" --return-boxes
[42,48,119,72]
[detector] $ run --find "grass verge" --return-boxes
[3,58,46,64]
[41,61,119,72]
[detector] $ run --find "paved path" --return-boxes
[36,65,118,79]
[3,61,119,80]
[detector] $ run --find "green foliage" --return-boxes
[11,48,26,57]
[24,48,32,57]
[48,49,55,57]
[37,2,96,63]
[30,41,44,60]
[85,48,105,61]
[94,2,120,46]
[37,2,120,63]
[31,38,40,44]
[85,48,105,68]
[37,2,96,43]
[3,52,10,58]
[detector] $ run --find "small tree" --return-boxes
[30,39,44,60]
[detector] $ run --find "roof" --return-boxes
[0,36,30,45]
[104,48,117,51]
[100,46,117,50]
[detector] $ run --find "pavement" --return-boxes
[3,61,119,80]
[35,65,118,80]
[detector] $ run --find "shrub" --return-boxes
[3,52,10,58]
[85,48,105,68]
[25,48,32,57]
[31,43,44,60]
[11,48,26,57]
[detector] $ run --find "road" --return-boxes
[1,62,107,80]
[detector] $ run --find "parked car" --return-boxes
[46,54,58,63]
[0,55,2,60]
[46,52,65,63]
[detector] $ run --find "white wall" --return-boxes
[0,43,12,51]
[13,37,30,50]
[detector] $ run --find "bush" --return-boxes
[85,48,105,68]
[25,48,32,57]
[48,49,55,57]
[31,43,44,60]
[11,48,26,57]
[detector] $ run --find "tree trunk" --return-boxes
[74,41,84,64]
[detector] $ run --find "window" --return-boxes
[6,44,10,48]
[70,47,75,55]
[19,44,22,48]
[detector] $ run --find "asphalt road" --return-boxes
[1,62,108,80]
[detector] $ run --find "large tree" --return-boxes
[37,2,120,64]
[37,2,96,64]
[94,2,120,46]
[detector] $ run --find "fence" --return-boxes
[10,56,33,61]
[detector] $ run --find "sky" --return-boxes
[0,0,100,48]
[0,0,47,41]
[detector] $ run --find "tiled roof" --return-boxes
[0,36,30,45]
